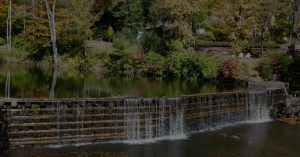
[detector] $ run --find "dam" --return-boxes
[0,88,285,150]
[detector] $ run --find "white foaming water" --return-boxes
[123,97,184,141]
[124,99,141,140]
[119,134,188,145]
[247,91,272,123]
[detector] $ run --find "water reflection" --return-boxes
[243,123,268,157]
[49,68,57,99]
[5,70,10,98]
[0,64,245,98]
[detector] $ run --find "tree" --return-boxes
[150,0,203,39]
[112,0,144,37]
[107,25,114,42]
[43,0,58,64]
[0,1,7,44]
[7,0,12,53]
[253,0,274,55]
[59,0,98,54]
[288,0,300,55]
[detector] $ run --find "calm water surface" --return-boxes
[2,121,300,157]
[0,64,245,98]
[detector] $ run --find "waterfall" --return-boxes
[158,99,166,137]
[1,88,284,148]
[124,99,141,140]
[247,91,271,122]
[123,97,185,142]
[168,98,184,136]
[144,98,154,140]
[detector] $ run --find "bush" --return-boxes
[259,64,273,80]
[86,48,109,66]
[164,51,220,80]
[219,59,255,80]
[198,55,221,79]
[258,51,293,80]
[234,62,256,80]
[180,54,203,80]
[0,37,5,45]
[144,52,165,76]
[142,32,167,55]
[104,32,138,75]
[13,35,38,59]
[164,52,188,77]
[13,36,37,51]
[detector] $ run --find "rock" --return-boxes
[238,53,244,59]
[220,133,228,137]
[245,53,251,59]
[231,135,241,140]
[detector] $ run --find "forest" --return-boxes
[0,0,300,92]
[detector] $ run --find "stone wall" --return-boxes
[0,106,8,153]
[0,88,285,149]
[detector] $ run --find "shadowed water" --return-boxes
[2,121,300,157]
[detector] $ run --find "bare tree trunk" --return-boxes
[260,25,264,57]
[289,0,300,55]
[49,68,57,99]
[44,0,58,64]
[238,0,243,28]
[23,0,26,35]
[7,0,12,53]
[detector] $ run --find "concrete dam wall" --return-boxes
[0,88,285,150]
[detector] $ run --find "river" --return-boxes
[0,64,299,157]
[1,121,299,157]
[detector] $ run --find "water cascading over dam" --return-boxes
[0,89,285,149]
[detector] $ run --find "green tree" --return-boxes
[112,0,144,37]
[59,0,98,54]
[106,25,114,42]
[288,0,300,55]
[150,0,204,39]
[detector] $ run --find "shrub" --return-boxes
[259,64,273,80]
[165,52,220,80]
[198,56,221,79]
[13,35,37,52]
[164,52,187,77]
[13,35,38,59]
[180,54,203,80]
[144,52,165,76]
[0,37,5,45]
[104,32,138,75]
[219,59,238,79]
[142,32,167,55]
[258,51,293,80]
[234,62,257,80]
